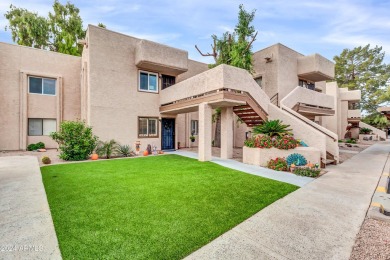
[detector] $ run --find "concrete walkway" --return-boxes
[170,150,313,187]
[185,142,390,260]
[0,156,61,259]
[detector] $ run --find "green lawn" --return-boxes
[42,155,298,259]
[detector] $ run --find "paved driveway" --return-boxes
[0,156,61,259]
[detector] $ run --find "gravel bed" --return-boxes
[350,218,390,260]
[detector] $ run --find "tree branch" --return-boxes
[244,31,258,52]
[195,45,216,57]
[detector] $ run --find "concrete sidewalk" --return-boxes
[185,142,390,260]
[170,150,313,187]
[0,156,61,259]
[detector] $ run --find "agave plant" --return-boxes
[96,139,118,159]
[116,144,132,157]
[252,120,292,137]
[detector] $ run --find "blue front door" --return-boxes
[161,118,175,150]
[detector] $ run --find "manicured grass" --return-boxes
[42,155,298,259]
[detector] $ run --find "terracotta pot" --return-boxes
[143,150,149,156]
[91,153,98,160]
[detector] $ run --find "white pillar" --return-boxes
[198,102,212,161]
[221,107,234,159]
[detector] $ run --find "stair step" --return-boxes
[234,110,256,116]
[240,115,262,119]
[233,105,251,111]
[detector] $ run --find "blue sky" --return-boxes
[0,0,389,63]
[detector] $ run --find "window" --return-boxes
[298,79,315,90]
[28,119,56,136]
[254,77,262,88]
[191,120,198,135]
[161,75,176,90]
[29,77,56,95]
[139,71,158,93]
[138,117,158,137]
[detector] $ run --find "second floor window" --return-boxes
[29,77,56,95]
[139,71,158,93]
[161,75,175,90]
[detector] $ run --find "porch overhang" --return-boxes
[159,90,247,114]
[292,103,335,117]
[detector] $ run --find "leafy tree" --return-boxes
[334,44,390,113]
[51,121,98,161]
[196,4,257,72]
[196,4,257,147]
[5,1,86,56]
[362,113,389,129]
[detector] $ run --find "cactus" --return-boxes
[286,153,307,166]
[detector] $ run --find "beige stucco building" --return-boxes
[0,25,369,165]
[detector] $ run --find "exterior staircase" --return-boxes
[233,105,264,127]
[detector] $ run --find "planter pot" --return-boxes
[91,153,98,160]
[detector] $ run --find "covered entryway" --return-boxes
[161,118,175,150]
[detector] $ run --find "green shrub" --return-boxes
[116,144,132,157]
[293,167,321,177]
[253,120,292,137]
[244,137,256,148]
[41,156,51,164]
[27,142,45,151]
[50,121,98,161]
[255,135,273,148]
[345,138,357,144]
[338,140,343,143]
[359,127,372,134]
[267,157,288,171]
[96,139,118,159]
[272,136,299,150]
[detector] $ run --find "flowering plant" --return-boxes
[254,135,273,148]
[273,135,299,150]
[267,157,288,171]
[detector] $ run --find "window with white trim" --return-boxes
[191,120,198,135]
[138,117,158,137]
[29,77,56,95]
[28,119,56,136]
[139,71,158,93]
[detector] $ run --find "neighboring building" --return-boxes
[0,25,366,165]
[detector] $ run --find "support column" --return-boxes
[221,107,234,159]
[198,102,212,161]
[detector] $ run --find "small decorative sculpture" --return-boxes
[135,141,141,155]
[153,145,157,155]
[147,144,152,155]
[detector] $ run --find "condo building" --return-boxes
[0,25,365,165]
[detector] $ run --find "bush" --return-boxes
[272,136,299,150]
[27,142,45,151]
[244,138,256,148]
[253,120,292,137]
[345,138,357,144]
[267,157,288,171]
[116,144,132,157]
[359,127,372,134]
[293,167,321,177]
[41,156,51,164]
[96,139,118,159]
[254,135,273,148]
[50,121,98,161]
